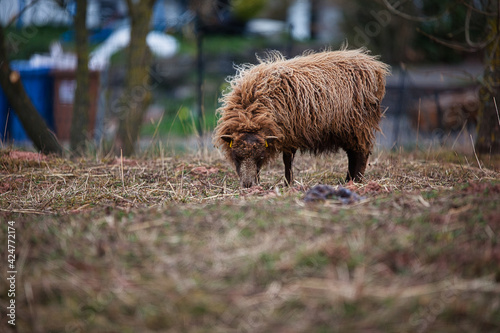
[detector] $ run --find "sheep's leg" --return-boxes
[346,150,369,182]
[283,149,296,186]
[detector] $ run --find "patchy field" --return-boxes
[1,148,499,333]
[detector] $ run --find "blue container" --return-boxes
[5,61,54,143]
[0,89,9,142]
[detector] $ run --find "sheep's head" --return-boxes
[220,133,278,188]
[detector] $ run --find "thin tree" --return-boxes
[477,3,500,154]
[115,0,155,156]
[70,0,90,154]
[382,0,500,155]
[0,24,62,155]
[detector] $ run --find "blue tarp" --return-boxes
[0,61,54,143]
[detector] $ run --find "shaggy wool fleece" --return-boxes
[214,48,390,187]
[214,49,390,159]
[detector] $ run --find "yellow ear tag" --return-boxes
[229,140,233,148]
[265,140,268,148]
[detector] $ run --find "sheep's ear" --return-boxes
[264,136,278,147]
[221,135,233,148]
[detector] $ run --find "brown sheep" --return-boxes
[213,48,390,188]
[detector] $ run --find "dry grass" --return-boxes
[1,147,499,333]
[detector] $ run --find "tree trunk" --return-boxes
[70,0,90,154]
[475,16,500,155]
[115,0,155,156]
[0,25,62,155]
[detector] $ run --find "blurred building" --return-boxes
[0,0,72,26]
[0,0,185,30]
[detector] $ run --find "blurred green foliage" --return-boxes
[5,26,68,61]
[416,0,488,61]
[342,0,489,63]
[231,0,266,22]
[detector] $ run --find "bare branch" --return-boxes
[464,3,481,48]
[416,27,496,52]
[6,0,42,28]
[413,0,500,53]
[460,0,497,16]
[380,0,445,22]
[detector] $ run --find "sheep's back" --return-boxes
[216,49,390,154]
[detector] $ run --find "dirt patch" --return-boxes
[109,157,140,166]
[0,176,27,192]
[462,182,500,195]
[8,151,47,161]
[191,166,219,176]
[344,180,392,195]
